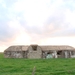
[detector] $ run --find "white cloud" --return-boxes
[11,29,31,45]
[7,20,22,30]
[40,36,75,47]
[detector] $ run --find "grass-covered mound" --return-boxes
[0,53,75,75]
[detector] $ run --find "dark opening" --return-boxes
[47,52,52,54]
[31,44,38,51]
[47,52,50,54]
[57,51,62,55]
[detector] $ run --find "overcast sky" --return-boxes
[0,0,75,52]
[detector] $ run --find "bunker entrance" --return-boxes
[57,51,62,58]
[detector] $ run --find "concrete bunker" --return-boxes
[4,45,75,59]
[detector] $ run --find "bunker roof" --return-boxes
[4,45,75,52]
[4,45,29,52]
[41,45,75,51]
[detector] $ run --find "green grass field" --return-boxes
[0,53,75,75]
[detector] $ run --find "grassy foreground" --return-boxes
[0,54,75,75]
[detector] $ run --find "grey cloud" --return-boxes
[43,17,75,37]
[22,11,65,38]
[0,1,20,42]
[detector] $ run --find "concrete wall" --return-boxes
[42,50,75,59]
[42,51,58,59]
[4,51,23,58]
[23,51,28,58]
[4,51,11,58]
[68,51,75,58]
[27,46,42,59]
